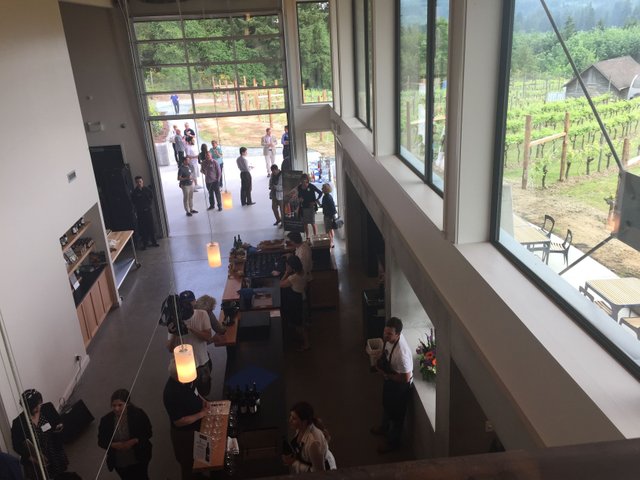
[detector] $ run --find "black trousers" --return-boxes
[381,379,412,446]
[206,181,222,209]
[136,208,156,246]
[172,142,178,163]
[240,171,252,205]
[115,462,149,480]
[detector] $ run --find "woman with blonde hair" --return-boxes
[194,294,226,335]
[320,183,337,248]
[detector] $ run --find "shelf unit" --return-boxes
[66,245,95,275]
[60,221,91,252]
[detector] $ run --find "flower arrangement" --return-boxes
[416,329,436,381]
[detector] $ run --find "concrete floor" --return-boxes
[63,155,414,479]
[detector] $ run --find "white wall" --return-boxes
[0,0,98,431]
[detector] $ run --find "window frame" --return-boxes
[395,0,444,197]
[490,0,640,380]
[353,0,372,129]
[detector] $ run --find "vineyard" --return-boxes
[504,78,640,278]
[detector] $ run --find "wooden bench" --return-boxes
[621,317,640,340]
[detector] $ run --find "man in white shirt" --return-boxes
[167,291,213,397]
[261,127,277,176]
[371,317,413,454]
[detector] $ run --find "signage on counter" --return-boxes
[282,170,304,232]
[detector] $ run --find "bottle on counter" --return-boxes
[252,381,261,410]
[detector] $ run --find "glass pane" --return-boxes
[238,88,286,111]
[190,65,236,90]
[194,113,288,153]
[186,40,234,63]
[236,63,284,87]
[366,0,373,126]
[184,18,231,38]
[141,67,190,92]
[354,0,367,121]
[497,0,640,369]
[137,42,186,66]
[399,0,428,172]
[305,131,338,207]
[193,91,238,113]
[147,94,194,116]
[235,38,283,61]
[134,21,183,40]
[230,14,281,36]
[297,2,333,104]
[431,3,448,191]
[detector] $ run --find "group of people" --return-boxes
[9,388,151,480]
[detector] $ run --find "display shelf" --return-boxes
[66,245,95,275]
[61,221,91,251]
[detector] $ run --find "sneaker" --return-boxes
[247,202,256,205]
[191,209,199,214]
[186,212,193,217]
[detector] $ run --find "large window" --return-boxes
[354,0,373,128]
[397,0,448,193]
[297,1,333,104]
[133,14,287,118]
[495,0,640,375]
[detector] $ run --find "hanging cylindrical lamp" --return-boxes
[173,344,197,383]
[207,242,222,268]
[222,190,233,210]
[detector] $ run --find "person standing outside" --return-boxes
[183,122,196,144]
[371,317,413,454]
[236,147,255,206]
[261,127,277,176]
[131,176,159,250]
[169,125,179,164]
[269,164,283,226]
[210,140,224,187]
[177,161,197,216]
[170,94,180,114]
[281,125,291,171]
[184,137,200,191]
[174,128,186,166]
[200,147,222,211]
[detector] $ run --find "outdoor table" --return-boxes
[514,224,551,263]
[584,277,640,322]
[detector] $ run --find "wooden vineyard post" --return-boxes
[274,79,278,86]
[253,78,257,87]
[521,114,532,189]
[322,90,328,102]
[243,76,247,87]
[243,91,249,110]
[622,137,630,168]
[253,90,259,110]
[559,112,570,182]
[267,90,273,127]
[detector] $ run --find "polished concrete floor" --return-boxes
[64,157,414,479]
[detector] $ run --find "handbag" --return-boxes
[331,216,344,230]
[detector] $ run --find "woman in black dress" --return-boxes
[97,389,152,480]
[297,174,322,239]
[280,255,309,351]
[11,389,68,480]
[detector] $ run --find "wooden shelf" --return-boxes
[61,221,91,251]
[66,245,94,275]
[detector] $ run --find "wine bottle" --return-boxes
[239,386,248,415]
[252,381,261,409]
[205,440,210,463]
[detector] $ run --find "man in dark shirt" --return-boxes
[131,176,159,250]
[163,359,207,480]
[236,147,254,206]
[184,122,196,144]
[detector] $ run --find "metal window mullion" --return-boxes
[364,0,371,127]
[425,0,437,186]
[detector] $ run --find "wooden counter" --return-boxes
[212,312,239,347]
[107,230,139,289]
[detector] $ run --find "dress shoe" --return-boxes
[186,212,193,217]
[191,209,199,214]
[273,220,280,226]
[218,207,222,211]
[247,202,256,205]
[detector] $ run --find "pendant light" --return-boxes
[174,344,197,383]
[207,242,222,267]
[221,189,233,210]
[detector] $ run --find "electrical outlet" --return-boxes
[75,355,82,363]
[485,420,494,433]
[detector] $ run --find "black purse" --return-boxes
[331,216,344,230]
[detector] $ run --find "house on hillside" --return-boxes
[564,55,640,99]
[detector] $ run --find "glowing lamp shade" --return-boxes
[222,191,233,210]
[207,242,222,268]
[173,344,197,383]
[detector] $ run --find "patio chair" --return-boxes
[548,229,572,266]
[541,214,555,238]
